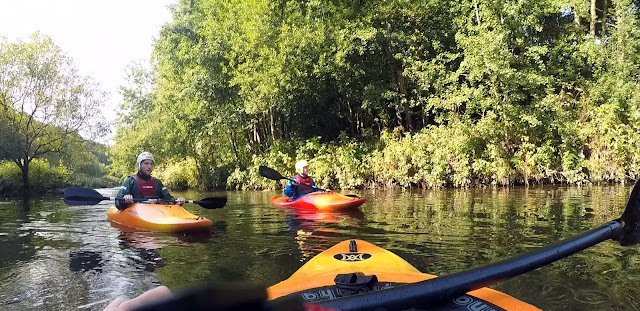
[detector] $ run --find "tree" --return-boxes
[0,33,107,191]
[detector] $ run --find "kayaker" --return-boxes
[284,160,321,200]
[115,152,185,210]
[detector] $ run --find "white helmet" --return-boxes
[136,152,154,169]
[295,160,308,174]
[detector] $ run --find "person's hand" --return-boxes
[291,179,300,185]
[123,195,133,204]
[176,197,185,205]
[104,286,172,311]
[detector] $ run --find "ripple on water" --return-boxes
[0,186,638,311]
[573,288,610,305]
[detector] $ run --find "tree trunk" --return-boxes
[590,0,597,40]
[602,0,607,38]
[193,154,203,186]
[250,121,262,152]
[348,101,355,136]
[405,110,413,131]
[20,159,30,192]
[227,126,242,168]
[262,117,269,142]
[269,107,276,140]
[395,107,404,128]
[397,70,413,131]
[280,111,286,139]
[286,114,292,139]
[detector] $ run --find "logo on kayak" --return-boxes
[453,295,502,311]
[333,253,371,262]
[128,210,140,216]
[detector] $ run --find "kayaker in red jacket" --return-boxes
[115,152,185,210]
[284,160,321,200]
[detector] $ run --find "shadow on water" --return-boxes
[2,186,640,310]
[0,197,36,269]
[69,250,105,272]
[106,221,217,272]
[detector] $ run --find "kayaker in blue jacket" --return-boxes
[284,160,321,200]
[115,152,185,210]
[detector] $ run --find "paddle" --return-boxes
[258,165,291,182]
[126,183,640,311]
[258,165,360,198]
[63,187,227,209]
[310,180,640,311]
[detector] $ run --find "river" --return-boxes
[0,185,638,310]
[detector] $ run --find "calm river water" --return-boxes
[1,185,639,311]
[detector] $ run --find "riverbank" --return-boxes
[140,129,639,192]
[0,159,117,198]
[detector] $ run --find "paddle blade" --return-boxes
[617,181,640,246]
[63,187,109,205]
[194,197,227,209]
[258,166,286,181]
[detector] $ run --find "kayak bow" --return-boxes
[268,239,539,311]
[128,181,640,311]
[107,203,213,232]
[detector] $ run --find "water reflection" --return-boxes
[279,207,365,261]
[69,250,105,272]
[0,185,640,310]
[284,207,365,231]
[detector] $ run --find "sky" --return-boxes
[0,0,176,143]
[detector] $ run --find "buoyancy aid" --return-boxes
[132,174,157,198]
[292,175,314,194]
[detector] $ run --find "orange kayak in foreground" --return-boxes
[268,239,539,311]
[270,192,365,210]
[107,203,212,232]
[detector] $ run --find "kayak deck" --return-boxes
[270,192,365,210]
[107,203,212,232]
[268,239,540,311]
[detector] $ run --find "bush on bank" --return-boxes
[224,121,640,191]
[0,159,117,197]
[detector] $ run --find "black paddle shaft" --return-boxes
[314,180,640,311]
[63,187,227,209]
[315,221,623,311]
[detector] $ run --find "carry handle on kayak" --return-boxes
[258,165,361,198]
[62,187,227,209]
[311,180,640,311]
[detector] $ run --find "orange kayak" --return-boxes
[270,192,365,210]
[268,239,539,311]
[107,203,212,232]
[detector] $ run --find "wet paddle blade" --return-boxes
[617,181,640,246]
[193,197,227,209]
[259,166,286,181]
[63,187,110,205]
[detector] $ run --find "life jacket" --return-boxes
[132,174,157,198]
[292,175,314,193]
